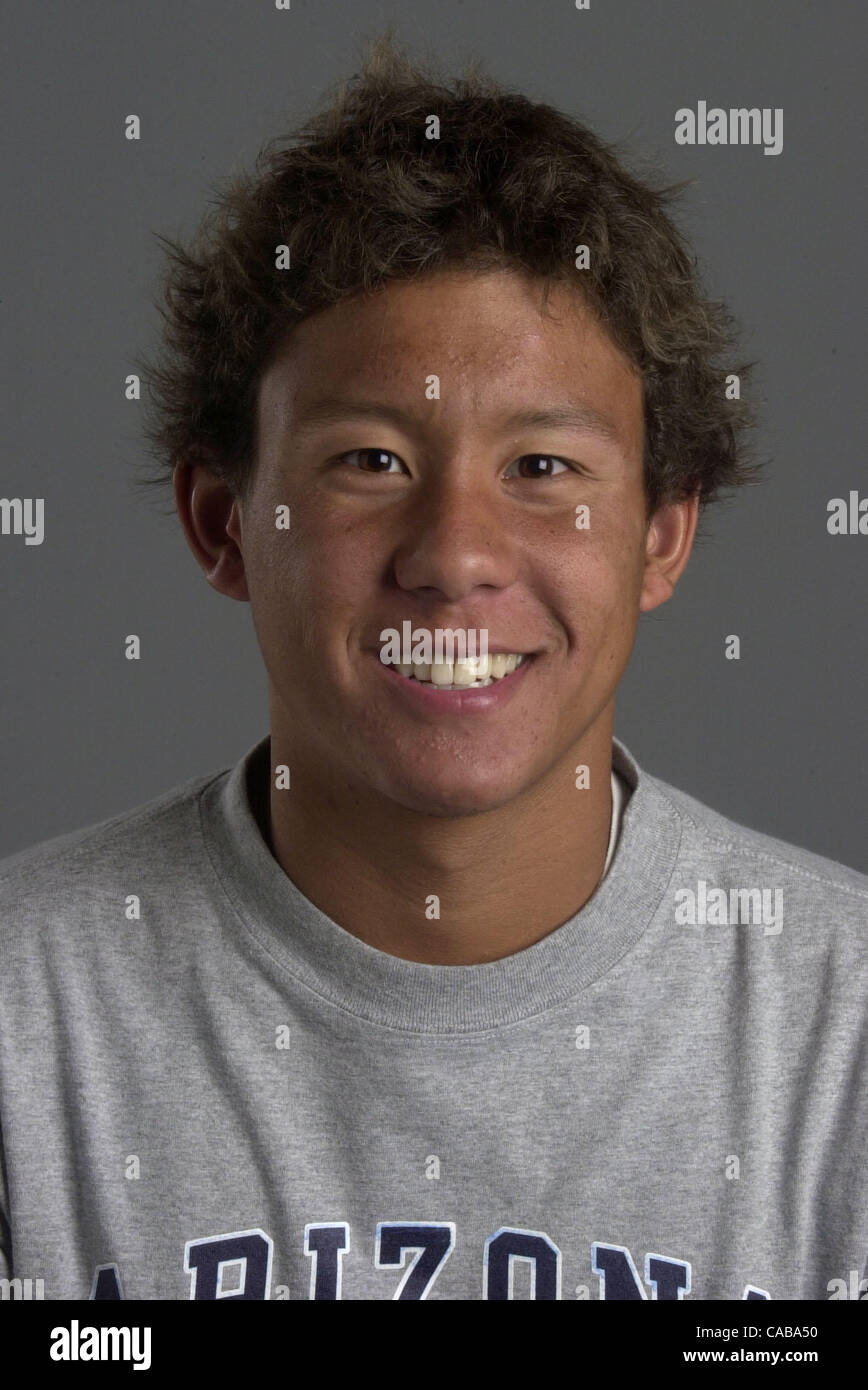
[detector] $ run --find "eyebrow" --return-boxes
[291,397,625,447]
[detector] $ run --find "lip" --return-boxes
[372,651,536,713]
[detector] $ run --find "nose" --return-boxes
[391,469,520,603]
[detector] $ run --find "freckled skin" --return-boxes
[176,268,698,963]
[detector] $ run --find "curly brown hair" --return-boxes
[135,30,763,520]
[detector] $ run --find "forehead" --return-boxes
[258,268,643,447]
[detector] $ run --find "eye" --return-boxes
[338,448,406,474]
[505,454,573,479]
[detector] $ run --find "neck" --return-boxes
[265,712,615,966]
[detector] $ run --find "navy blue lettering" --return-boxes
[484,1228,560,1299]
[183,1228,272,1300]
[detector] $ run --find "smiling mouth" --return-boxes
[385,653,531,690]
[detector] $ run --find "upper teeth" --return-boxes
[393,653,527,687]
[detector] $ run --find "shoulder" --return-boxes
[0,764,230,922]
[614,738,867,986]
[648,767,868,905]
[617,756,868,1065]
[631,759,868,998]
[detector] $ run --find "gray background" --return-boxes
[2,0,865,870]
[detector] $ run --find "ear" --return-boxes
[173,456,250,602]
[638,491,700,613]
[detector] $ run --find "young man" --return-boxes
[1,38,865,1302]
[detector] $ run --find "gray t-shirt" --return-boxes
[0,734,865,1301]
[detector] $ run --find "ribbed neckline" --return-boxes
[198,734,682,1034]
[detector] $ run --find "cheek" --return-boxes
[278,494,379,598]
[539,520,643,637]
[251,526,380,668]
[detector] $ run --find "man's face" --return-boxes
[239,267,650,816]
